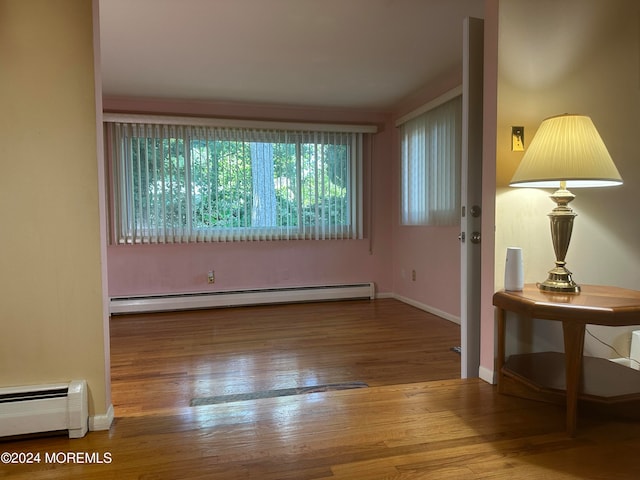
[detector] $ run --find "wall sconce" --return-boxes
[512,126,524,152]
[510,114,622,293]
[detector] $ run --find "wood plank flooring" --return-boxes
[109,299,461,416]
[2,299,640,479]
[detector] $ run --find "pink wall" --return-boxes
[390,67,464,317]
[109,240,385,296]
[104,97,394,297]
[391,225,461,315]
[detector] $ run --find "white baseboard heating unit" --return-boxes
[110,282,375,315]
[0,380,88,439]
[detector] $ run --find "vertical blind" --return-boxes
[106,120,366,243]
[400,96,461,226]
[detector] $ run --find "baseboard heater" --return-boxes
[0,380,88,439]
[110,282,375,315]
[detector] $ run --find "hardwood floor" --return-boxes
[2,299,640,479]
[109,298,461,416]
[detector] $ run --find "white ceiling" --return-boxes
[99,0,484,110]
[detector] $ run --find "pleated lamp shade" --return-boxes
[510,114,622,188]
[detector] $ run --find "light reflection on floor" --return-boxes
[193,353,324,398]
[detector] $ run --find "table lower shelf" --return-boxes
[500,352,640,420]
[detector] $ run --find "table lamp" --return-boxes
[509,114,622,293]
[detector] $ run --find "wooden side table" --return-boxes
[493,284,640,435]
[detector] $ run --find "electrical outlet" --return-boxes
[207,270,215,284]
[412,270,416,281]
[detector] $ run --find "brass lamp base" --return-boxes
[538,182,581,294]
[538,265,581,293]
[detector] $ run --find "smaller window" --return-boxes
[400,96,461,226]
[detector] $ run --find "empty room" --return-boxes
[2,0,640,478]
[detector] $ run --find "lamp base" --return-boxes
[537,265,581,293]
[537,183,581,294]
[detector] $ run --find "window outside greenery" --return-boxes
[107,123,361,243]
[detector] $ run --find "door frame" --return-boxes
[460,17,484,378]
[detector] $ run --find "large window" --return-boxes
[105,116,371,243]
[399,95,461,226]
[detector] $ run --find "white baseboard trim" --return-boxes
[89,404,114,431]
[374,291,394,299]
[392,294,461,325]
[478,366,496,385]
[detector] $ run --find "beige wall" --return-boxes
[496,0,640,358]
[0,0,109,417]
